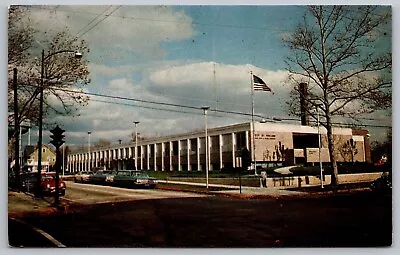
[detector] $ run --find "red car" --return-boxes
[21,172,66,196]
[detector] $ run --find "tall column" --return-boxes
[169,141,173,171]
[219,134,223,170]
[147,144,150,169]
[107,150,111,170]
[178,140,181,171]
[197,137,200,171]
[208,136,211,171]
[154,144,157,171]
[232,133,236,168]
[83,154,86,171]
[187,139,191,171]
[161,142,165,171]
[140,145,144,170]
[245,131,249,150]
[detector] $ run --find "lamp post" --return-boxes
[88,131,91,171]
[37,49,82,195]
[316,104,324,188]
[201,106,210,189]
[134,121,140,170]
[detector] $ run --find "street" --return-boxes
[11,183,392,248]
[62,182,207,205]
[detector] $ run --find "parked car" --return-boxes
[88,170,116,185]
[370,172,392,193]
[20,172,37,193]
[21,172,66,196]
[113,170,157,189]
[74,171,94,183]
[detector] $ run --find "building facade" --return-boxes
[67,122,371,172]
[23,144,56,172]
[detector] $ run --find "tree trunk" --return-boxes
[326,117,339,186]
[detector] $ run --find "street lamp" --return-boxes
[134,121,140,170]
[37,49,82,194]
[201,106,210,189]
[88,131,91,171]
[316,104,324,188]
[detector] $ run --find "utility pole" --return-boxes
[201,106,210,189]
[37,49,45,197]
[13,67,20,189]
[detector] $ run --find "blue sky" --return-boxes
[4,2,393,149]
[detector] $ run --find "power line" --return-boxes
[19,83,391,129]
[53,86,272,120]
[76,5,114,37]
[57,86,391,128]
[90,98,252,121]
[27,5,294,33]
[76,6,121,39]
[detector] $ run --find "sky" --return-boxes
[4,1,394,149]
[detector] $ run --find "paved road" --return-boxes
[15,187,392,248]
[63,181,207,205]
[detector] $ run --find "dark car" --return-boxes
[21,172,66,196]
[370,172,392,193]
[88,170,116,185]
[113,170,157,189]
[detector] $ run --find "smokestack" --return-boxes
[299,83,309,126]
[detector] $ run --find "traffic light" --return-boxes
[50,125,65,148]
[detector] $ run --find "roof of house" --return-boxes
[24,144,56,155]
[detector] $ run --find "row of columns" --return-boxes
[68,131,249,173]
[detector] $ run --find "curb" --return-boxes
[9,217,66,247]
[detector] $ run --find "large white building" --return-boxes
[67,122,371,172]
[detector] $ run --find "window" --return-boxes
[43,148,46,153]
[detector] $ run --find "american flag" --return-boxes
[253,74,273,93]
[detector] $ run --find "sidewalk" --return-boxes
[8,190,63,248]
[158,179,306,198]
[8,190,61,218]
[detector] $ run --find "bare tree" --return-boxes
[8,7,91,132]
[283,6,391,186]
[93,139,112,149]
[130,132,146,142]
[8,5,36,66]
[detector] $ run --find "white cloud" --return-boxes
[150,62,289,95]
[54,61,292,144]
[27,6,195,59]
[88,63,139,77]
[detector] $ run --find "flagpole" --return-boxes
[250,71,257,176]
[213,38,217,111]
